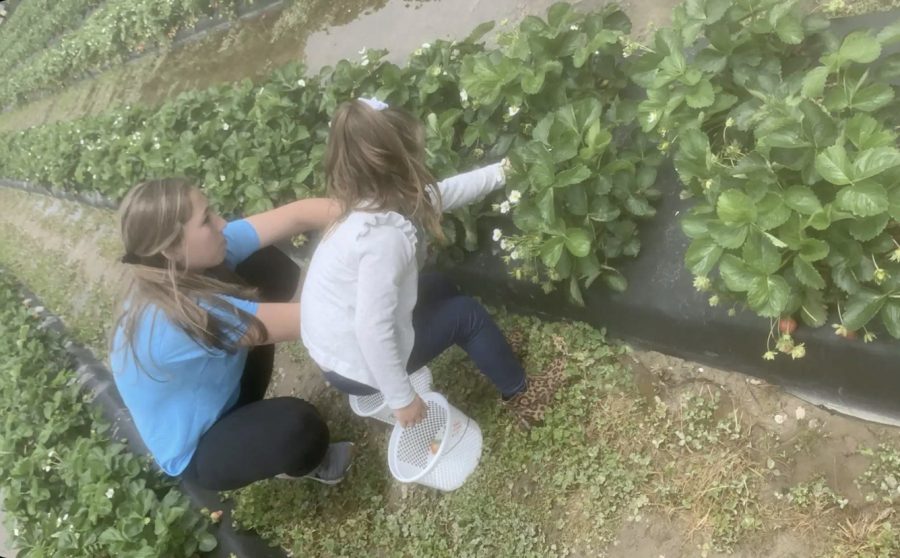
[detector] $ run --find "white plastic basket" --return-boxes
[348,367,433,425]
[387,392,483,492]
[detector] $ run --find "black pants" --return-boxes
[181,345,330,491]
[324,273,527,399]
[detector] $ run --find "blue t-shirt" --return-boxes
[110,219,261,476]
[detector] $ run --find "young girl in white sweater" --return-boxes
[301,98,563,428]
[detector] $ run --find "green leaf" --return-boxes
[538,188,556,223]
[604,271,628,292]
[747,275,791,318]
[839,31,882,65]
[709,222,749,249]
[801,66,829,98]
[760,128,810,149]
[554,164,592,188]
[815,144,852,185]
[784,185,823,215]
[625,196,656,217]
[465,20,496,43]
[846,114,895,150]
[807,208,832,231]
[835,182,889,217]
[890,186,900,221]
[680,214,710,239]
[540,236,566,267]
[565,228,593,257]
[716,190,756,225]
[198,533,218,553]
[569,276,585,305]
[743,232,782,275]
[848,213,890,242]
[882,301,900,338]
[850,83,895,112]
[842,290,886,330]
[775,13,804,45]
[719,254,758,292]
[512,199,543,231]
[800,289,828,327]
[877,21,900,45]
[686,80,715,108]
[756,193,793,231]
[852,147,900,182]
[793,257,825,289]
[799,238,830,262]
[685,237,724,276]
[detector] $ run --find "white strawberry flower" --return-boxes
[499,201,511,214]
[222,122,230,131]
[510,250,520,260]
[508,190,521,204]
[508,105,520,118]
[492,228,502,241]
[105,488,115,499]
[773,413,786,425]
[297,79,306,87]
[570,24,579,31]
[358,47,367,55]
[795,406,806,420]
[422,42,431,49]
[459,89,468,103]
[500,239,511,251]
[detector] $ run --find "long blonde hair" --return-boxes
[324,100,444,240]
[112,178,267,366]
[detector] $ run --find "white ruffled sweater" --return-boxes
[300,162,506,409]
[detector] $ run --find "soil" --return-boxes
[1,187,899,556]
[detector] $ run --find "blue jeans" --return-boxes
[324,273,527,400]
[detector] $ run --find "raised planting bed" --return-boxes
[447,160,900,422]
[0,253,298,558]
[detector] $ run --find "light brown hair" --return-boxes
[112,178,267,368]
[324,100,444,240]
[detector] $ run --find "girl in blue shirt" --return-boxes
[110,178,352,491]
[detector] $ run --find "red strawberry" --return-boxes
[778,317,797,336]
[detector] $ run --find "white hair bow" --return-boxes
[358,97,389,111]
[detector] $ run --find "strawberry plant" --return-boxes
[0,0,104,82]
[459,4,663,300]
[634,0,900,356]
[0,3,662,301]
[0,272,215,557]
[0,0,243,105]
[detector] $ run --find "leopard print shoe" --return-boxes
[505,327,529,360]
[503,355,568,429]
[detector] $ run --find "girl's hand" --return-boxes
[394,395,428,427]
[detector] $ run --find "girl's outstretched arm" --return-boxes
[436,159,509,212]
[244,198,342,248]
